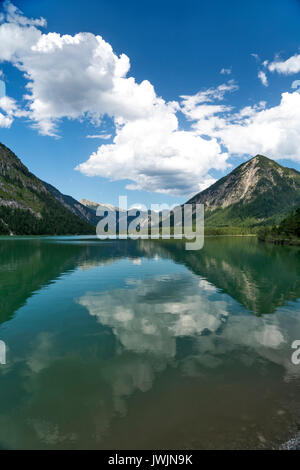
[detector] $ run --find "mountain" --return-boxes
[187,155,300,227]
[79,198,118,213]
[80,198,150,231]
[80,198,125,231]
[44,184,99,226]
[2,143,298,236]
[0,142,94,235]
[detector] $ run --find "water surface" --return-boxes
[0,236,299,449]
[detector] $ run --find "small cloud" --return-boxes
[258,70,268,87]
[86,133,112,140]
[291,80,300,91]
[251,53,260,62]
[3,0,46,27]
[220,67,232,75]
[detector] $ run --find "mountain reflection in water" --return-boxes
[0,236,299,449]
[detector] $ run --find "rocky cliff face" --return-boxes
[187,155,300,226]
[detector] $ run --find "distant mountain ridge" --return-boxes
[79,198,118,213]
[187,155,300,227]
[80,198,150,230]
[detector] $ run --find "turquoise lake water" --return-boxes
[0,236,299,449]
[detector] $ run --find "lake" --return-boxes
[0,236,299,449]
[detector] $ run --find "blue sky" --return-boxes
[1,0,300,208]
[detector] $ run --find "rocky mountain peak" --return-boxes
[187,154,300,226]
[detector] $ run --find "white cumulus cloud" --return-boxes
[77,108,228,196]
[0,1,230,195]
[180,83,300,163]
[216,92,300,161]
[268,53,300,75]
[2,2,300,195]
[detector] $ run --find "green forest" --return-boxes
[258,208,300,245]
[0,203,94,236]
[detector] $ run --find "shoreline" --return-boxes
[258,236,300,246]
